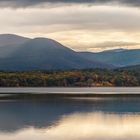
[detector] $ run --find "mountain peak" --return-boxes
[0,34,30,40]
[33,37,60,43]
[34,37,51,40]
[0,34,30,47]
[0,35,112,70]
[32,37,57,44]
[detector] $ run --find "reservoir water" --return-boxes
[0,95,140,140]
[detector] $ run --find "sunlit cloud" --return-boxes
[0,1,140,51]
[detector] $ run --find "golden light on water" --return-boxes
[0,112,140,140]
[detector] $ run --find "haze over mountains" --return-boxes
[80,49,140,67]
[0,34,30,58]
[0,34,139,71]
[0,34,112,70]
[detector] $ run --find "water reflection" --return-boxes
[45,113,140,140]
[0,97,140,140]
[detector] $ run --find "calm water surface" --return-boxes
[0,96,140,140]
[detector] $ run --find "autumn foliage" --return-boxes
[0,69,140,87]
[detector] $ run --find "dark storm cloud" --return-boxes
[0,0,140,8]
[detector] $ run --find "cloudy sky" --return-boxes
[0,0,140,51]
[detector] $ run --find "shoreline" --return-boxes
[0,87,140,94]
[0,87,140,100]
[1,93,140,100]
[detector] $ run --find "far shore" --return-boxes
[0,87,140,100]
[0,87,140,94]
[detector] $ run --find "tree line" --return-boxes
[0,69,140,87]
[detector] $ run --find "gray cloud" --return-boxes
[0,0,140,8]
[0,1,140,51]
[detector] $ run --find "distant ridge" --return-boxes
[102,48,127,53]
[119,64,140,70]
[79,49,140,67]
[0,34,112,71]
[0,34,139,71]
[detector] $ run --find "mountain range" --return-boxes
[0,34,139,71]
[0,34,112,71]
[79,49,140,67]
